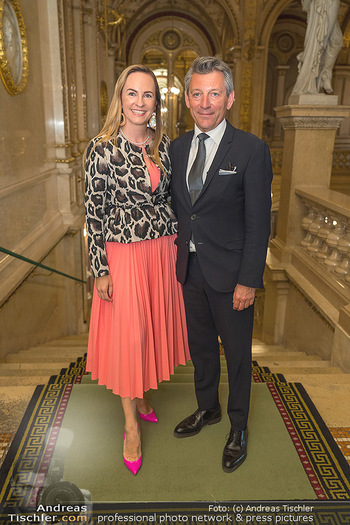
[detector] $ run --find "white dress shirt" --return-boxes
[186,119,227,187]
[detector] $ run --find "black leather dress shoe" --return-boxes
[222,428,248,473]
[174,406,222,438]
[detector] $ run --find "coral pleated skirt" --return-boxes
[86,234,190,399]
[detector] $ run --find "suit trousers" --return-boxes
[183,253,253,430]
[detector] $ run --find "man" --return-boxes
[170,56,272,473]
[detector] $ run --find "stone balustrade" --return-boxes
[296,188,350,286]
[269,147,350,195]
[270,147,350,178]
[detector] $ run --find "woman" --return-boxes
[84,65,189,475]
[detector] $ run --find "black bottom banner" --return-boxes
[1,501,350,525]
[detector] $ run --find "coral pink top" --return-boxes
[142,145,160,192]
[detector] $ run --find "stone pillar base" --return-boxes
[262,250,290,345]
[332,305,350,371]
[288,94,338,106]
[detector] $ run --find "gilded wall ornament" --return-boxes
[162,30,181,51]
[145,32,161,48]
[0,0,28,95]
[100,80,108,122]
[183,33,200,54]
[239,0,257,132]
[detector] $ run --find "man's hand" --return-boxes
[95,275,113,302]
[232,284,256,311]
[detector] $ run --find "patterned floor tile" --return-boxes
[329,428,350,465]
[0,433,13,466]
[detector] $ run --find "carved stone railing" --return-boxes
[332,150,350,171]
[331,150,350,194]
[270,147,350,194]
[296,188,350,287]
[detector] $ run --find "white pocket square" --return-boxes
[219,167,237,175]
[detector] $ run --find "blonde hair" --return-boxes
[86,65,163,168]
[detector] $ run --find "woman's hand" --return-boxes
[95,275,113,302]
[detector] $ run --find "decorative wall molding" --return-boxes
[239,0,258,131]
[57,0,69,143]
[280,116,344,130]
[0,169,56,200]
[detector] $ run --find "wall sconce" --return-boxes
[97,7,125,31]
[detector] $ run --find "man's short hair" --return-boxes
[184,56,234,96]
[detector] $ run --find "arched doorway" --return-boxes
[127,15,214,138]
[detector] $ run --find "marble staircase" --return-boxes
[252,340,350,429]
[1,334,350,438]
[0,334,89,386]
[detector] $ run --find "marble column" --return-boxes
[273,65,290,140]
[83,3,101,138]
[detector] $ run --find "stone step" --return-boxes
[0,385,38,433]
[0,362,69,376]
[254,359,331,368]
[5,355,83,364]
[5,350,85,363]
[294,382,350,427]
[284,373,350,384]
[17,345,87,354]
[0,375,56,386]
[4,347,315,366]
[50,334,88,341]
[252,344,292,352]
[42,338,88,347]
[23,344,87,352]
[253,354,323,362]
[252,349,310,357]
[17,335,88,352]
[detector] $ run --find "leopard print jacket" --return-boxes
[84,132,177,278]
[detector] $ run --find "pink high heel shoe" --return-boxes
[138,410,158,423]
[123,432,142,475]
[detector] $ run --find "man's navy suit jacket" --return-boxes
[170,120,273,294]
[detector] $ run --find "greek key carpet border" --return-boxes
[267,381,350,500]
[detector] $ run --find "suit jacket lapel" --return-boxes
[200,122,236,197]
[180,130,194,207]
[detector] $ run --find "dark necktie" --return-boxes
[188,133,209,204]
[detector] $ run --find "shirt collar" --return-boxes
[194,119,227,145]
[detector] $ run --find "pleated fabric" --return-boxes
[86,234,190,399]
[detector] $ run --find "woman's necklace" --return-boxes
[120,128,150,146]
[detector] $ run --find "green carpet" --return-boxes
[54,379,315,502]
[1,355,350,515]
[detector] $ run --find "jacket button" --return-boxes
[191,214,197,220]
